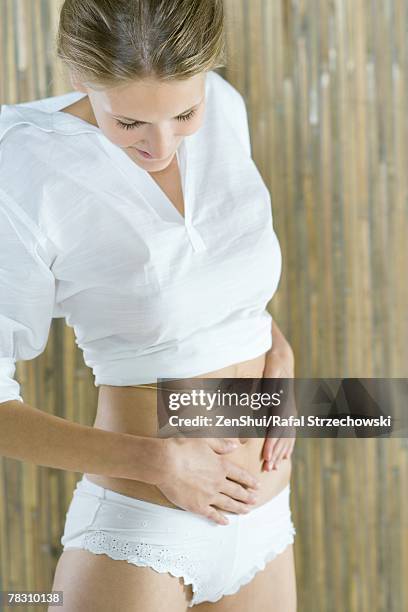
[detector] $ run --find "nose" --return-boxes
[138,125,174,160]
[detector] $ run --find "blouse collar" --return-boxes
[0,91,102,139]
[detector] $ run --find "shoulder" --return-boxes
[206,70,251,156]
[0,106,58,258]
[0,110,53,207]
[207,70,247,111]
[0,103,56,164]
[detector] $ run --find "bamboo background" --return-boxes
[0,1,407,611]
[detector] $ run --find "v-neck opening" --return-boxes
[97,134,190,224]
[146,142,188,224]
[54,95,189,224]
[53,93,207,252]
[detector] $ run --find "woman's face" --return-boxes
[73,72,207,172]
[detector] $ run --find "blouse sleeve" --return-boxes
[234,91,252,158]
[0,190,56,404]
[213,71,252,158]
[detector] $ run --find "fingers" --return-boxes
[284,438,296,459]
[204,506,230,526]
[211,493,256,516]
[262,436,282,469]
[264,438,294,470]
[223,437,242,446]
[262,437,278,462]
[208,438,239,454]
[272,442,288,466]
[223,436,249,446]
[225,461,260,490]
[219,480,258,506]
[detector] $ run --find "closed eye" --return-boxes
[115,108,197,130]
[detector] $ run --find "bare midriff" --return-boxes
[85,352,292,511]
[59,98,292,512]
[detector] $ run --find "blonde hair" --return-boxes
[56,0,226,89]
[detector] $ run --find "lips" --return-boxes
[131,146,173,161]
[135,147,153,158]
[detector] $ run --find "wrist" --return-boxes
[269,344,295,367]
[148,437,173,486]
[114,432,168,485]
[269,319,295,368]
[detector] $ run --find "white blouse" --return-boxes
[0,70,282,404]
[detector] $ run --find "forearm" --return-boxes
[0,400,164,485]
[270,317,294,364]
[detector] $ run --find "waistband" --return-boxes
[76,475,291,521]
[78,475,188,516]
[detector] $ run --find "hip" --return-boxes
[85,444,292,511]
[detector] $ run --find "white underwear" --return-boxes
[61,475,296,607]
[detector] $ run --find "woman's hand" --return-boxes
[261,342,297,472]
[155,437,261,526]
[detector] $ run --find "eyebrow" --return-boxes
[112,97,204,123]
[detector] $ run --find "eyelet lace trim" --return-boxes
[215,523,297,603]
[82,530,204,607]
[82,523,296,607]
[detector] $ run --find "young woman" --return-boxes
[0,1,297,609]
